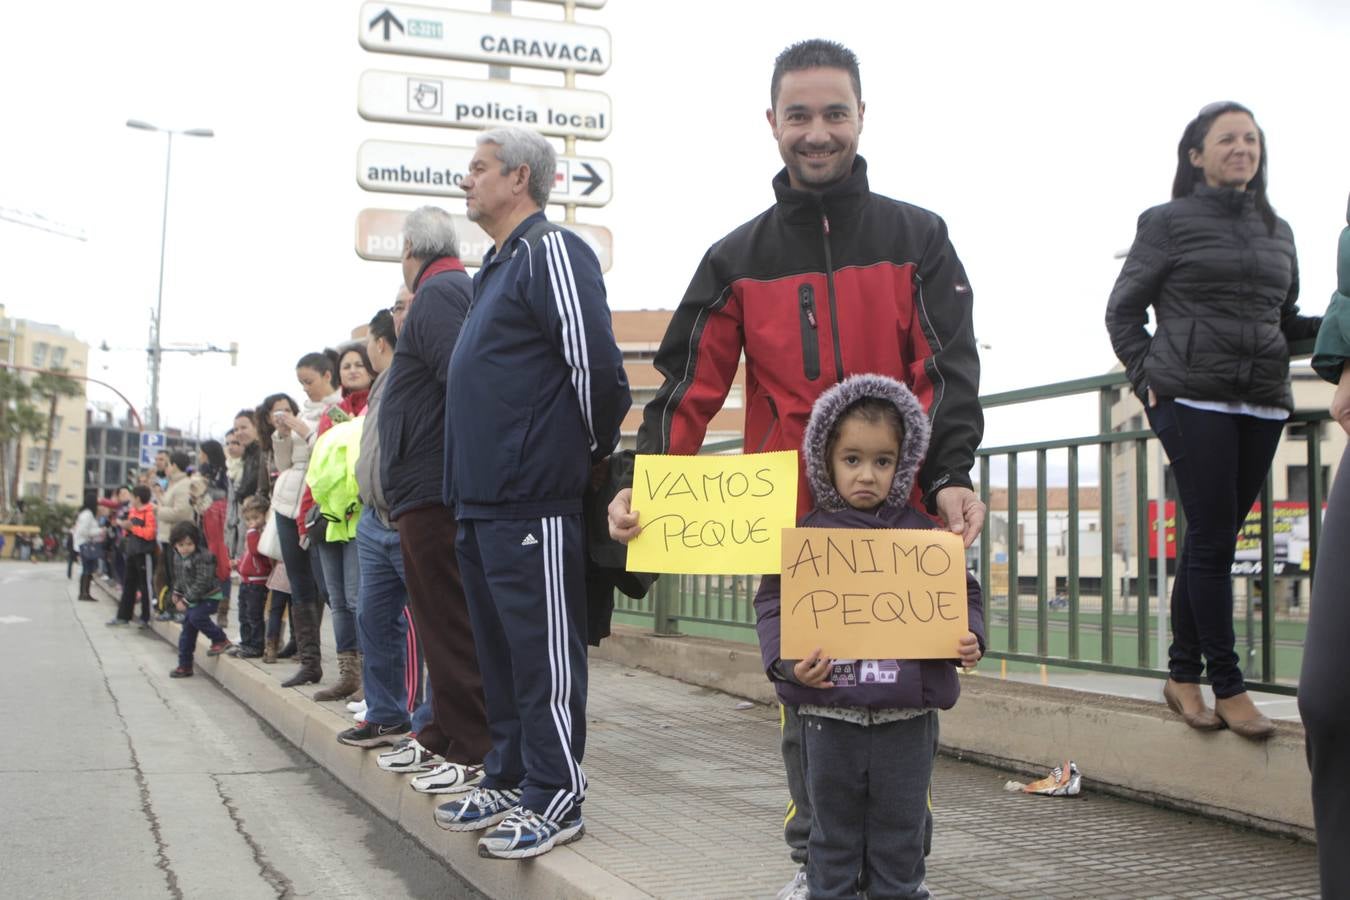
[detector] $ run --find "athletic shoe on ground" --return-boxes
[477,807,584,860]
[433,787,521,832]
[235,647,263,659]
[377,738,445,773]
[411,761,485,795]
[336,720,410,748]
[347,699,368,715]
[776,870,809,900]
[105,618,129,627]
[155,612,174,622]
[137,620,152,629]
[206,640,233,657]
[169,666,194,678]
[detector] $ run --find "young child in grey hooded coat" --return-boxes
[754,374,986,900]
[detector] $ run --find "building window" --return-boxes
[1287,465,1331,503]
[26,448,41,471]
[47,450,61,473]
[32,342,48,367]
[51,415,62,435]
[51,346,66,367]
[104,459,123,486]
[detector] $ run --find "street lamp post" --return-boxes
[126,119,213,432]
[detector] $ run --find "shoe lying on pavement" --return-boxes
[477,807,584,859]
[169,666,194,678]
[434,787,521,831]
[411,761,485,795]
[776,869,809,900]
[206,640,233,657]
[336,720,410,748]
[377,738,445,773]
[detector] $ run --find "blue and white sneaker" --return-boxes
[476,807,585,860]
[433,787,522,832]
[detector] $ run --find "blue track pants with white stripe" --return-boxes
[456,515,588,821]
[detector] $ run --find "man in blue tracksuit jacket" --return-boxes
[436,126,630,860]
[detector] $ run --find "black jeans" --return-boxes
[1299,445,1350,898]
[116,552,155,623]
[1146,399,1284,698]
[237,583,267,654]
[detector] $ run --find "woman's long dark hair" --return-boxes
[336,343,374,396]
[198,439,228,494]
[296,349,341,390]
[256,393,300,452]
[1172,100,1277,234]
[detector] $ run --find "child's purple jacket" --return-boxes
[752,373,986,712]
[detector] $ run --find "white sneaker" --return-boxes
[410,761,485,795]
[377,738,445,773]
[776,870,809,900]
[346,699,367,714]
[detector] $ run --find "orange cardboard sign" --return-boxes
[780,528,968,659]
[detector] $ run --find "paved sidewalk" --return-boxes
[99,576,1321,899]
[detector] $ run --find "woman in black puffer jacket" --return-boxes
[1106,101,1320,740]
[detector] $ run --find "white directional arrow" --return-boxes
[357,140,612,208]
[0,615,31,625]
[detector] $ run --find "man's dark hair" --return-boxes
[132,485,152,504]
[169,450,191,472]
[771,39,861,109]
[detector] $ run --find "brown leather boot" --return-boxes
[313,650,360,701]
[216,595,230,630]
[281,601,322,688]
[262,637,279,664]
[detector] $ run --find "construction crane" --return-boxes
[0,205,87,241]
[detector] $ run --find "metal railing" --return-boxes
[615,342,1325,696]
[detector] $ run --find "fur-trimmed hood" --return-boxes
[802,374,931,512]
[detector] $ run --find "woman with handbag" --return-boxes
[71,494,103,602]
[1106,101,1320,739]
[262,351,342,688]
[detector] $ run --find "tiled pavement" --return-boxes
[575,664,1321,899]
[104,578,1322,899]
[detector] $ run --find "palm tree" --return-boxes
[7,404,46,507]
[31,369,82,502]
[0,369,28,510]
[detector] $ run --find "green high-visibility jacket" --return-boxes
[305,418,365,543]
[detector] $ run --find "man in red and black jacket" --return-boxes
[607,38,986,894]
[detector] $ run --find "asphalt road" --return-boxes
[0,560,483,900]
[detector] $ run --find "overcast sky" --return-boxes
[2,0,1348,451]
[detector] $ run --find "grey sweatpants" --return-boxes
[802,711,938,900]
[781,703,933,871]
[1300,446,1350,898]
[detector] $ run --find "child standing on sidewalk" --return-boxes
[231,496,272,659]
[108,485,157,626]
[168,522,233,678]
[754,375,985,900]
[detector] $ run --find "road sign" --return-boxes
[138,431,165,467]
[355,208,613,272]
[359,4,611,75]
[358,70,611,140]
[357,140,612,208]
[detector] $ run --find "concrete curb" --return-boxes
[95,581,652,900]
[592,624,1316,841]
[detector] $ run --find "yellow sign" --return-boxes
[780,528,969,659]
[626,451,798,574]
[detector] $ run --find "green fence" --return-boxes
[615,342,1326,696]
